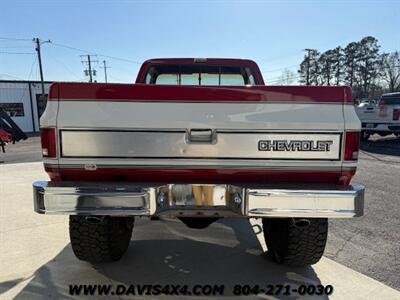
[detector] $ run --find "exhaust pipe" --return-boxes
[85,216,105,224]
[292,218,311,228]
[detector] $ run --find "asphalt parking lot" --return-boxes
[325,134,400,290]
[0,135,399,299]
[0,135,43,164]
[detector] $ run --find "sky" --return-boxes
[0,0,399,84]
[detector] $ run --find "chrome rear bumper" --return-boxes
[33,182,364,218]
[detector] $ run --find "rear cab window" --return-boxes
[380,94,400,106]
[143,63,257,86]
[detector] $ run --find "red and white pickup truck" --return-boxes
[33,58,365,266]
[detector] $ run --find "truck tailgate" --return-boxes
[42,83,359,184]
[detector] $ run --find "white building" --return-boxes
[0,80,52,133]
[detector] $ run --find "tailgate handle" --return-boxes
[187,129,215,143]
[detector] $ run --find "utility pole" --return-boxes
[81,55,98,82]
[102,60,108,83]
[87,55,93,82]
[33,37,50,100]
[304,48,313,86]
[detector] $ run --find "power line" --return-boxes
[47,52,82,80]
[0,73,26,80]
[0,51,35,55]
[261,64,299,74]
[14,57,37,106]
[49,41,141,64]
[0,46,32,49]
[268,78,301,84]
[0,37,31,41]
[268,77,301,85]
[108,74,130,83]
[266,73,302,84]
[264,71,300,81]
[27,57,38,80]
[256,50,303,65]
[0,36,134,82]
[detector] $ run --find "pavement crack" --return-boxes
[331,230,360,259]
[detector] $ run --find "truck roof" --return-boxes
[141,57,258,65]
[135,58,264,84]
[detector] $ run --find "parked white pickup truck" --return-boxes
[33,58,365,266]
[356,92,400,140]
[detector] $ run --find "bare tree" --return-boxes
[380,51,400,92]
[277,68,296,85]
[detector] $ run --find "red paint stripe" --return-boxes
[45,166,354,185]
[48,83,352,103]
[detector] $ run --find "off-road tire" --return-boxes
[69,216,134,263]
[262,218,328,266]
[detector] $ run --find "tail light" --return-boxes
[40,127,57,158]
[379,100,387,117]
[344,131,360,161]
[393,109,400,121]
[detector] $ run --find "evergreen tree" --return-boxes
[298,49,320,85]
[344,42,360,88]
[331,46,344,85]
[298,36,396,97]
[319,49,336,85]
[357,36,381,98]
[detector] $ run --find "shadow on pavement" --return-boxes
[361,135,400,156]
[2,219,326,299]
